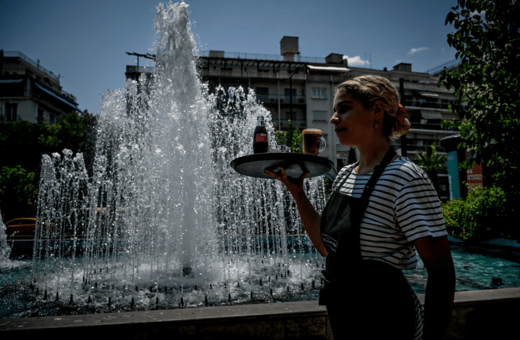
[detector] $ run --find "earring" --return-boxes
[374,120,379,129]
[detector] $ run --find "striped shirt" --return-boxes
[332,157,447,340]
[332,156,447,270]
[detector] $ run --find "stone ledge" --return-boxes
[1,288,519,340]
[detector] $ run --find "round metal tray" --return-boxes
[230,153,334,179]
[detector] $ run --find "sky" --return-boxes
[1,0,461,115]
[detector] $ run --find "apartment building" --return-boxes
[126,37,462,200]
[0,50,80,124]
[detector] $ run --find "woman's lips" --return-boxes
[335,128,346,133]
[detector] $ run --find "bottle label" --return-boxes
[255,133,267,143]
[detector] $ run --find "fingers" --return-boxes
[264,169,280,180]
[299,171,310,181]
[264,167,287,181]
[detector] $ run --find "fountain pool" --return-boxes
[1,241,519,319]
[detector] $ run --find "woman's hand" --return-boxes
[265,167,327,257]
[264,167,309,196]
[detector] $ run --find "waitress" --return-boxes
[265,75,455,340]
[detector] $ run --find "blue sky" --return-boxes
[1,0,460,115]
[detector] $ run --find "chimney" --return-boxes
[280,36,299,62]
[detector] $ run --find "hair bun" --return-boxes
[393,104,411,136]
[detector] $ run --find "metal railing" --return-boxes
[199,51,325,63]
[126,65,156,73]
[257,95,306,104]
[426,59,461,76]
[274,119,307,128]
[200,69,307,80]
[403,99,466,111]
[4,51,60,82]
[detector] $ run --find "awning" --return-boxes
[421,111,443,120]
[420,92,439,97]
[0,79,23,83]
[35,83,81,111]
[307,65,350,72]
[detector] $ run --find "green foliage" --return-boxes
[0,111,96,174]
[0,166,38,220]
[440,0,520,197]
[442,186,516,243]
[0,111,96,220]
[416,143,448,173]
[274,120,303,153]
[416,143,448,196]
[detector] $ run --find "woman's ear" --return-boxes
[373,100,385,120]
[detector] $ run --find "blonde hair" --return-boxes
[335,75,411,140]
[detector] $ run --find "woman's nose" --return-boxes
[330,113,339,124]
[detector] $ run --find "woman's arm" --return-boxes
[265,168,328,256]
[414,235,455,340]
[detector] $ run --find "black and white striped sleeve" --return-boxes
[394,171,447,243]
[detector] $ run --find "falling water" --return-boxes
[28,1,326,311]
[0,209,12,266]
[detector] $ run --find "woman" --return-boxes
[265,75,455,340]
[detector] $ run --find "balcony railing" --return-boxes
[199,51,325,63]
[257,95,306,104]
[272,119,307,129]
[402,99,466,111]
[4,51,60,82]
[201,69,307,80]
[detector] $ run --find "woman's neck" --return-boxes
[355,139,392,175]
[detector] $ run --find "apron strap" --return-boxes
[352,146,397,227]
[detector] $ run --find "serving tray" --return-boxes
[230,153,334,179]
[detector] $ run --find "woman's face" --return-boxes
[331,91,375,147]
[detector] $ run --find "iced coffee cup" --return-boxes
[302,129,326,156]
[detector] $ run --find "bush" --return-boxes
[0,166,38,221]
[442,186,515,243]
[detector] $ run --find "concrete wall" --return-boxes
[1,288,518,339]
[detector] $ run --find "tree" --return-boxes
[440,0,520,196]
[274,120,303,153]
[416,143,448,196]
[0,111,97,219]
[0,166,38,221]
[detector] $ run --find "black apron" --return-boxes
[319,147,416,340]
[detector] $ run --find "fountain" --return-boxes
[18,0,326,315]
[0,210,12,266]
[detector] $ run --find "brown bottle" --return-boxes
[253,115,268,153]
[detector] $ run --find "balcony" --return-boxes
[200,69,307,80]
[199,51,325,63]
[402,99,466,111]
[271,119,307,129]
[257,95,306,105]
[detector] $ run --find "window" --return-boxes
[5,103,17,122]
[286,111,297,122]
[313,111,328,122]
[49,114,55,125]
[312,88,326,99]
[284,89,296,103]
[38,108,44,121]
[256,87,269,103]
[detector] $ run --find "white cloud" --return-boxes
[343,55,369,66]
[470,10,485,16]
[408,47,428,55]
